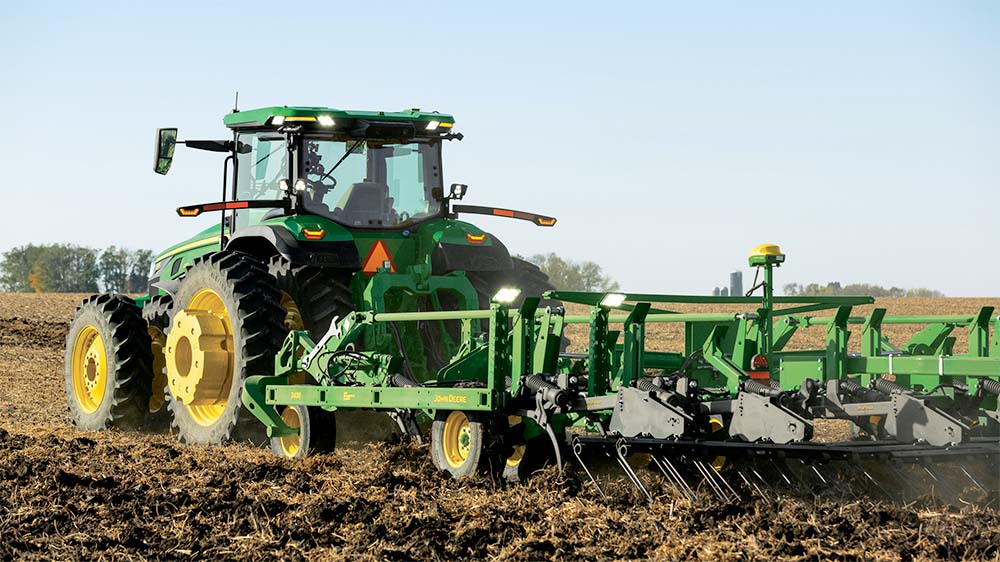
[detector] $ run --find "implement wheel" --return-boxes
[64,294,153,431]
[503,418,560,483]
[431,411,505,478]
[270,405,338,459]
[164,251,285,445]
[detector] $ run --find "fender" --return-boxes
[227,226,361,269]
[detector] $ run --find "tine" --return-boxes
[922,462,962,499]
[664,457,699,501]
[711,463,741,501]
[885,462,920,502]
[737,469,769,501]
[779,458,817,499]
[652,455,697,501]
[808,462,830,486]
[860,467,897,502]
[768,459,794,488]
[692,459,726,500]
[571,438,607,500]
[750,463,778,499]
[614,443,652,502]
[958,463,988,493]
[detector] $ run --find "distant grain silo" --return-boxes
[712,287,721,297]
[720,287,729,297]
[730,271,743,297]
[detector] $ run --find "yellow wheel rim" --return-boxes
[506,415,524,467]
[148,326,167,412]
[280,292,304,332]
[709,417,727,471]
[443,411,472,469]
[278,407,302,458]
[71,325,107,414]
[165,288,234,426]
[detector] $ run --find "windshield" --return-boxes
[234,134,289,227]
[300,138,444,228]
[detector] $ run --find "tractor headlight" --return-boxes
[600,293,626,309]
[492,287,521,304]
[317,115,335,127]
[426,120,440,131]
[271,115,285,126]
[294,179,308,193]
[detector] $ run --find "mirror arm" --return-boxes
[451,204,557,227]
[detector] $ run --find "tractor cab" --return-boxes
[220,106,462,231]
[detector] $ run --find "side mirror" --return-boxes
[449,183,468,200]
[154,128,178,175]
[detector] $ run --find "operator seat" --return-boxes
[338,181,395,226]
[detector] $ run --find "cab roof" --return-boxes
[223,105,455,130]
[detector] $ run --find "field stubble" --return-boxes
[1,293,998,561]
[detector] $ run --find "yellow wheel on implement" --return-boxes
[269,404,337,459]
[64,294,153,431]
[431,410,503,478]
[163,251,285,445]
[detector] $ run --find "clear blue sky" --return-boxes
[1,1,997,295]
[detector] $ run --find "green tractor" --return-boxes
[64,105,558,446]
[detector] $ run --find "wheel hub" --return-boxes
[165,308,233,407]
[71,326,107,414]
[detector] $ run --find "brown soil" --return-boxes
[1,293,998,561]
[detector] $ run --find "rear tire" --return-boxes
[268,256,353,336]
[164,251,285,445]
[142,293,173,431]
[64,295,153,431]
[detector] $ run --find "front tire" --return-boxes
[64,295,153,431]
[164,252,285,445]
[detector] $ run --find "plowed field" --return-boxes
[1,293,998,561]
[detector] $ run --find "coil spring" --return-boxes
[743,379,779,397]
[873,378,907,395]
[981,378,1000,396]
[523,374,571,408]
[770,380,781,390]
[839,379,865,396]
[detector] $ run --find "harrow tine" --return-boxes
[860,467,898,502]
[652,455,698,501]
[807,462,830,487]
[736,469,770,501]
[712,463,741,501]
[691,459,726,501]
[749,462,778,500]
[768,459,794,488]
[959,463,989,494]
[779,459,818,499]
[921,462,963,499]
[571,438,607,500]
[613,442,653,502]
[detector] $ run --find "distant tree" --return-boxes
[127,249,154,293]
[1,243,151,293]
[99,246,131,293]
[783,282,943,298]
[522,253,620,292]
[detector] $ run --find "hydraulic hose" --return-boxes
[389,373,420,388]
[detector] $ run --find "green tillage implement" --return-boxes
[243,244,1000,497]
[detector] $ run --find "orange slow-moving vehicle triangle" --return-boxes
[361,240,396,275]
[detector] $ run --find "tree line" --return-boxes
[522,253,620,292]
[783,282,944,298]
[0,244,153,293]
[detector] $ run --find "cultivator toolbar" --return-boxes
[243,244,1000,499]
